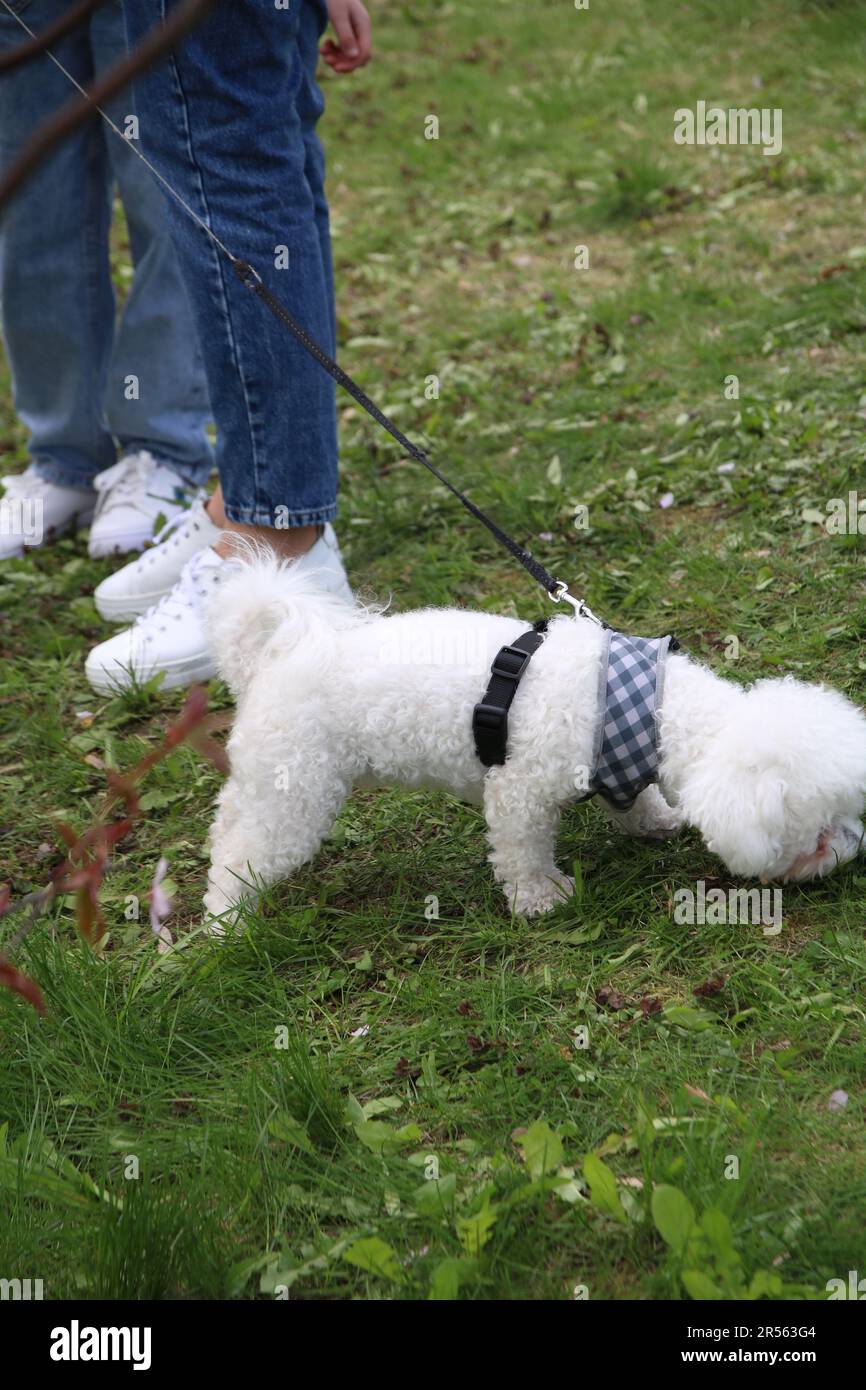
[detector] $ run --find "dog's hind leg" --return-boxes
[203,736,351,934]
[482,764,574,917]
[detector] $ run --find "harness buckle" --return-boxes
[473,703,506,732]
[490,645,531,681]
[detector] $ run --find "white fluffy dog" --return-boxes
[202,555,866,926]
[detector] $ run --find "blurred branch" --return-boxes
[0,0,222,210]
[0,685,230,1014]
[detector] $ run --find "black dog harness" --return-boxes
[472,620,549,769]
[473,623,679,810]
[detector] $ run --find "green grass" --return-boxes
[2,0,866,1300]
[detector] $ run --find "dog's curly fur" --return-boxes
[203,554,866,929]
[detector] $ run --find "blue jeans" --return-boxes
[0,0,214,487]
[122,0,337,527]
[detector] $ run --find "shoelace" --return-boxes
[134,498,208,571]
[1,469,59,501]
[94,451,197,522]
[93,452,159,517]
[133,548,228,638]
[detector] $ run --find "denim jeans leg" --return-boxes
[0,0,117,486]
[122,0,338,527]
[93,0,215,484]
[297,0,335,358]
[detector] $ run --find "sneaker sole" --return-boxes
[85,652,216,696]
[89,521,188,561]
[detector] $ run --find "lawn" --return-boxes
[1,0,866,1300]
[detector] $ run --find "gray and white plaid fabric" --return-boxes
[590,632,673,811]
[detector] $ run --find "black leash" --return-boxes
[0,0,603,617]
[231,259,578,605]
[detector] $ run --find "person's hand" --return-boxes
[321,0,372,74]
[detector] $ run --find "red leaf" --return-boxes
[819,263,850,280]
[53,820,80,849]
[106,771,142,820]
[75,882,105,945]
[166,684,209,749]
[98,819,133,851]
[694,974,726,999]
[58,867,94,893]
[0,955,46,1015]
[188,730,230,776]
[596,986,628,1011]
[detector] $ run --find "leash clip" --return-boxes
[548,581,603,626]
[232,257,263,290]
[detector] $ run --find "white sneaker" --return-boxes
[302,523,353,605]
[85,527,353,695]
[0,465,95,560]
[94,499,348,624]
[93,496,222,622]
[88,450,201,559]
[85,546,229,694]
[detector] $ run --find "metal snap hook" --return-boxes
[232,258,262,289]
[548,581,603,626]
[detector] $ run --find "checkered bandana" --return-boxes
[588,631,674,811]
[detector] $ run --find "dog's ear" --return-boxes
[683,754,789,880]
[712,770,787,878]
[755,770,786,828]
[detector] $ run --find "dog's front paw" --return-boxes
[505,870,575,918]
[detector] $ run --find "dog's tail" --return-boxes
[205,541,374,697]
